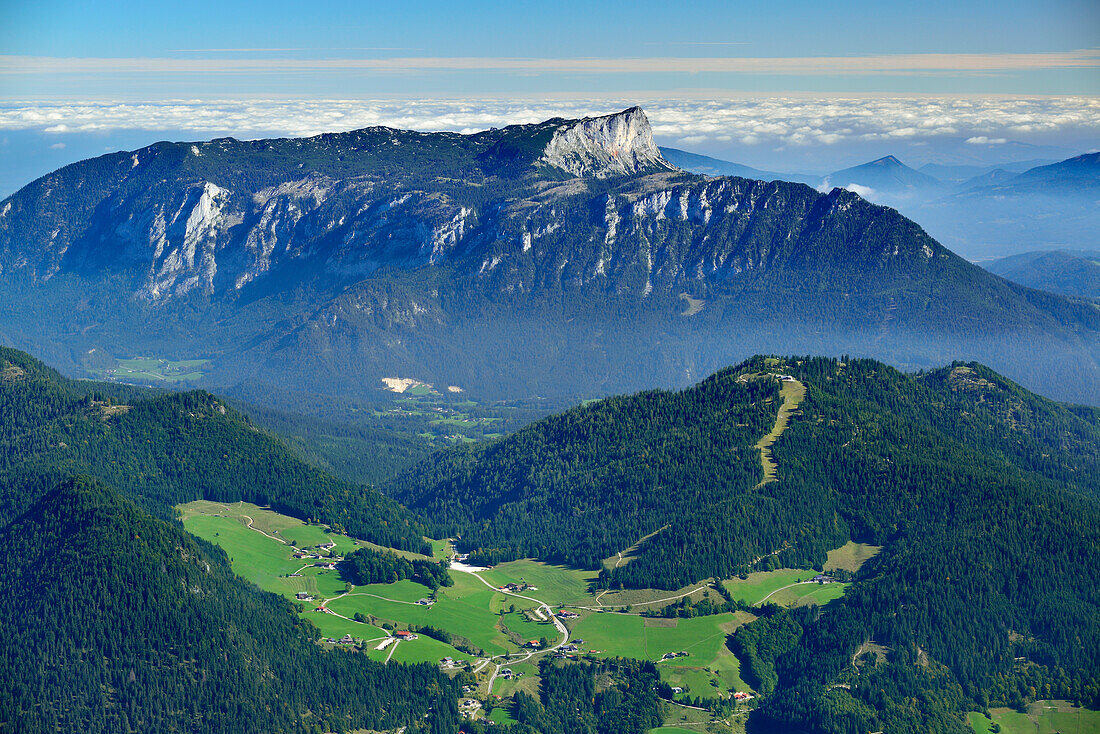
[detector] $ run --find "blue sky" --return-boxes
[1,0,1098,194]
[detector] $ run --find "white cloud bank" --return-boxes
[1,96,1097,153]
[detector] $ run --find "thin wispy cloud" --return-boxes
[2,50,1098,76]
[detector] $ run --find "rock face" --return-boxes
[540,107,674,178]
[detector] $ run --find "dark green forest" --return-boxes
[0,476,460,734]
[340,545,453,589]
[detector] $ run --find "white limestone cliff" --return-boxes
[540,107,674,179]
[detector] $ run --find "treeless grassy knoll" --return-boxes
[722,569,819,606]
[589,581,713,610]
[824,541,882,573]
[766,582,848,608]
[968,700,1100,734]
[479,559,596,606]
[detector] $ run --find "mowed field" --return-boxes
[570,611,755,699]
[178,501,478,662]
[722,569,819,605]
[480,559,596,607]
[968,700,1100,734]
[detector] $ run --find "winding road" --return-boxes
[450,559,570,695]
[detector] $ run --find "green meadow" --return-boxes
[179,500,876,728]
[968,700,1100,734]
[722,568,819,606]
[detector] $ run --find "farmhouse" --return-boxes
[315,562,337,570]
[295,592,314,601]
[339,634,355,645]
[556,610,580,619]
[394,630,419,640]
[525,639,541,648]
[319,541,337,550]
[416,598,435,606]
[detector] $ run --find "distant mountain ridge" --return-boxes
[825,154,943,196]
[2,107,1100,406]
[658,146,819,185]
[985,249,1100,299]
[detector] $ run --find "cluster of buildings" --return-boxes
[323,634,358,645]
[661,651,690,661]
[500,582,536,593]
[555,609,580,619]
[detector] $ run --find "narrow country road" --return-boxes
[450,558,570,695]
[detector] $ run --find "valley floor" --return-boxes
[177,500,871,730]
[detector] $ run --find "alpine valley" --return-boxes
[4,107,1100,734]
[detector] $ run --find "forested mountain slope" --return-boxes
[0,346,428,552]
[395,356,1100,731]
[0,477,460,733]
[1,109,1099,405]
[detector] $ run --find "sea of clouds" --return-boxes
[1,96,1097,193]
[3,96,1097,147]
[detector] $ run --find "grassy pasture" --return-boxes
[480,559,596,606]
[301,611,388,642]
[181,511,299,588]
[90,356,210,383]
[589,581,712,609]
[328,585,512,656]
[388,635,474,665]
[968,700,1100,734]
[722,569,819,606]
[490,662,540,699]
[825,541,882,573]
[501,611,556,643]
[767,582,848,607]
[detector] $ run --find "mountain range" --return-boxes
[1,107,1099,411]
[671,147,1099,261]
[985,249,1100,299]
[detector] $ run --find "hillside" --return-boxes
[394,356,1100,731]
[0,346,428,551]
[1,109,1099,406]
[985,249,1100,299]
[0,476,460,733]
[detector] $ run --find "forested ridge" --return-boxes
[0,346,428,552]
[0,476,460,733]
[396,355,1100,732]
